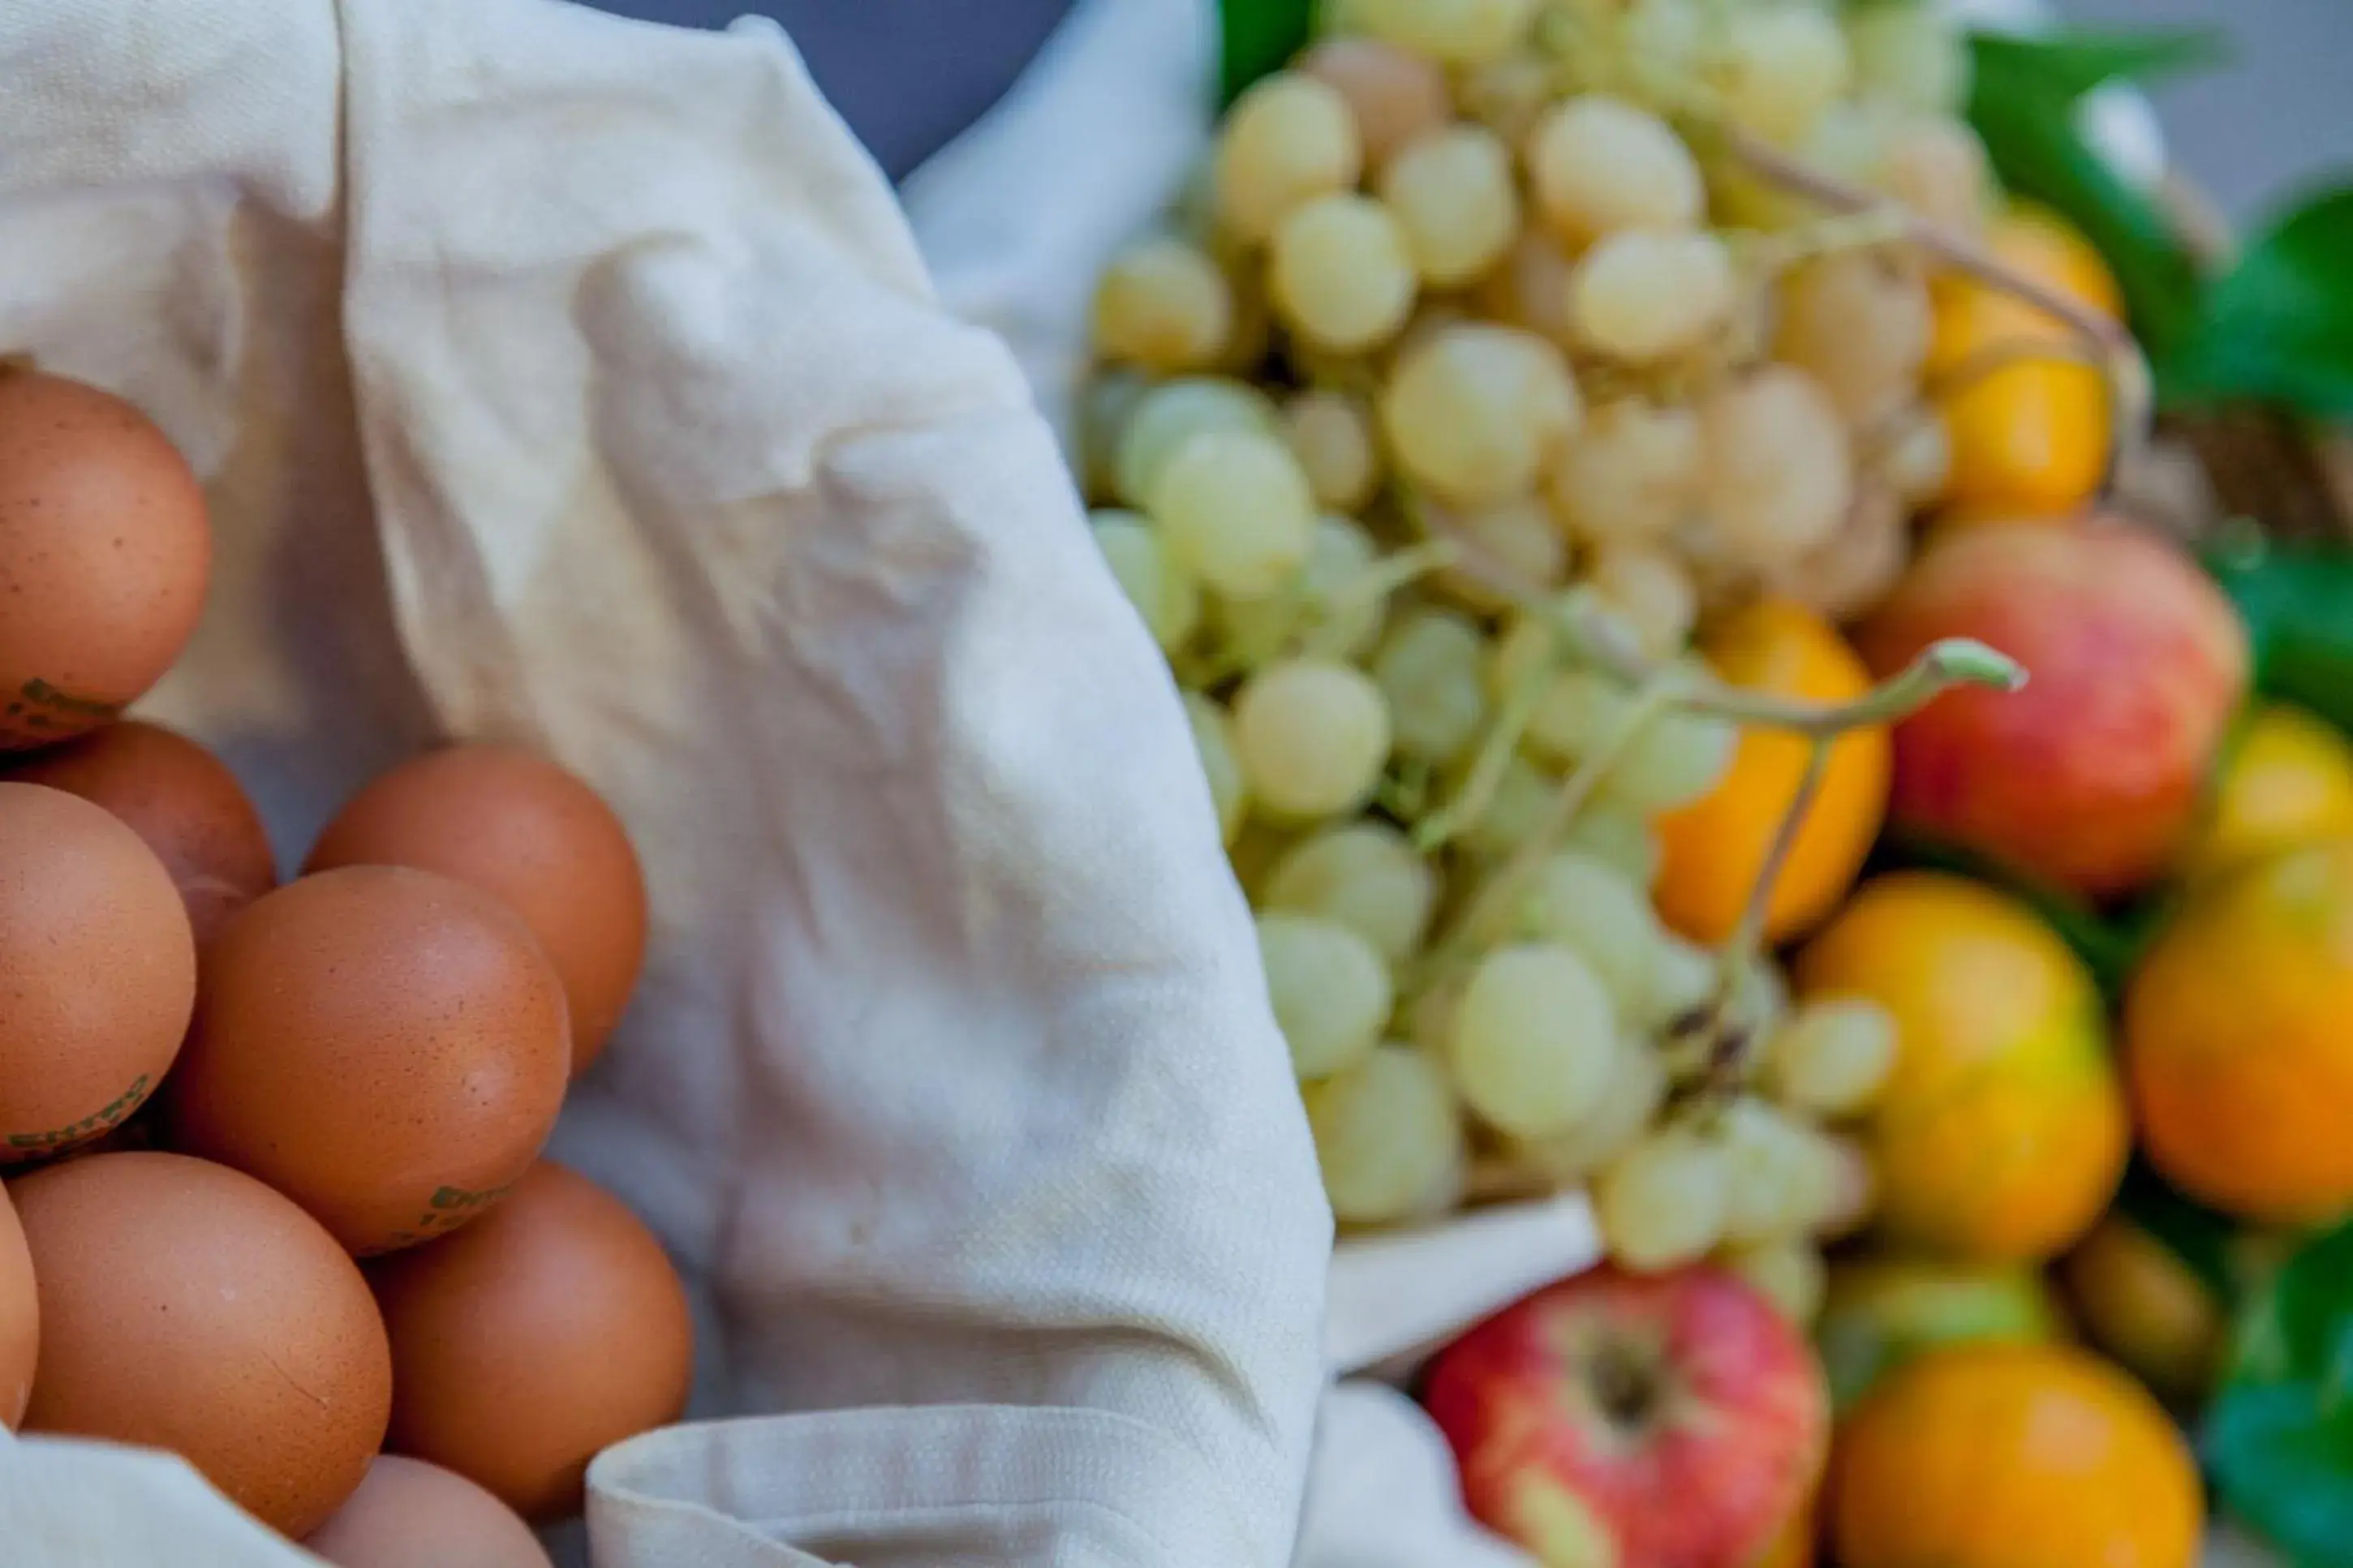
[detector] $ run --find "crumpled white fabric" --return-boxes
[0,0,1329,1562]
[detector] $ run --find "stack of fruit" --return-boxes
[1080,0,2353,1564]
[1082,0,2054,1306]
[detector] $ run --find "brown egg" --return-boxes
[168,866,571,1256]
[14,1151,392,1536]
[0,1180,37,1428]
[0,370,212,750]
[6,720,277,945]
[307,744,648,1074]
[0,782,196,1162]
[305,1454,555,1568]
[368,1161,693,1519]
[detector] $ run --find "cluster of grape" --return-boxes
[1082,0,1958,1315]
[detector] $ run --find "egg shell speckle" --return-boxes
[168,865,571,1256]
[368,1160,694,1519]
[6,720,277,946]
[0,371,211,750]
[13,1151,392,1536]
[305,1454,555,1568]
[307,743,648,1074]
[0,782,196,1162]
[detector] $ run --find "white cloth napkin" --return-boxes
[0,0,1328,1562]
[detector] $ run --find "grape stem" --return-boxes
[1306,539,1461,661]
[1416,637,1552,852]
[1719,127,2153,500]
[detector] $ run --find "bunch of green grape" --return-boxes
[1082,0,1963,1322]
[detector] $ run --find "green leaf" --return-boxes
[2204,541,2353,737]
[1965,30,2213,359]
[2212,1222,2353,1567]
[1220,0,1315,103]
[2170,190,2353,418]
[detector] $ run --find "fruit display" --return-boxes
[1180,2,2353,1564]
[0,363,688,1545]
[1083,0,2039,1300]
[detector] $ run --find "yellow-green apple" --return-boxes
[1816,1254,2063,1411]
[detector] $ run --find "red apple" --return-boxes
[1423,1266,1829,1568]
[1857,518,2248,898]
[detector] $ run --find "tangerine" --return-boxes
[1796,872,2127,1261]
[1654,599,1889,946]
[2179,701,2353,881]
[2127,839,2353,1221]
[1830,1342,2201,1568]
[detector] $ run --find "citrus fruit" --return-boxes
[2127,839,2353,1221]
[1654,599,1890,946]
[1830,1342,2202,1568]
[1929,205,2121,519]
[2181,700,2353,880]
[1796,872,2127,1260]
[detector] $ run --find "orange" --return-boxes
[1654,599,1891,945]
[2180,701,2353,880]
[1796,873,2127,1261]
[1929,205,2121,518]
[1830,1341,2203,1568]
[2127,839,2353,1221]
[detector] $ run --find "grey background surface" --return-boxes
[576,0,2350,216]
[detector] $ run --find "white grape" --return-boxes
[1220,514,1387,667]
[1270,194,1420,354]
[1112,377,1277,509]
[1307,1043,1467,1225]
[1478,230,1578,347]
[1546,397,1703,548]
[1615,0,1707,106]
[1847,3,1970,115]
[1093,238,1235,372]
[1354,0,1538,67]
[1813,1132,1878,1239]
[1639,933,1721,1032]
[1597,1125,1730,1272]
[1214,72,1363,244]
[1437,497,1567,614]
[1148,427,1318,597]
[1524,668,1631,769]
[1373,607,1491,767]
[1528,96,1705,243]
[1878,404,1952,509]
[1767,995,1899,1119]
[1379,125,1521,289]
[1710,4,1852,144]
[1233,657,1393,820]
[1299,34,1454,168]
[1766,482,1908,622]
[1462,754,1559,860]
[1602,707,1736,813]
[1718,1096,1823,1244]
[1081,370,1150,501]
[1457,51,1555,148]
[1090,509,1202,653]
[1258,911,1394,1079]
[1508,1037,1667,1184]
[1519,851,1663,1016]
[1448,943,1622,1139]
[1774,249,1933,427]
[1569,231,1734,364]
[1584,544,1697,658]
[1183,692,1250,845]
[1564,798,1662,889]
[1871,114,1991,235]
[1382,324,1582,508]
[1281,390,1381,513]
[1725,1239,1827,1324]
[1265,819,1439,965]
[1699,366,1854,568]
